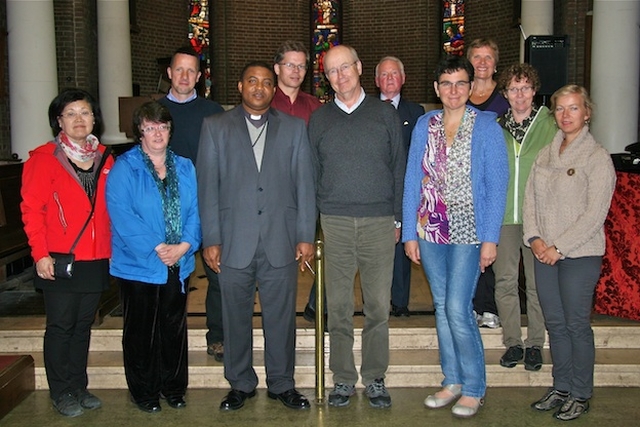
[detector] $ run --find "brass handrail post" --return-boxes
[314,238,325,404]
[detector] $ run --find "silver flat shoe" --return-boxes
[451,396,484,418]
[424,384,462,409]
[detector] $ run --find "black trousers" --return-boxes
[203,252,224,344]
[119,269,188,403]
[391,240,412,308]
[43,290,101,400]
[473,266,498,315]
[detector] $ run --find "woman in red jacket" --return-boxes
[20,89,114,418]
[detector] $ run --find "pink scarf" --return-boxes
[57,131,100,162]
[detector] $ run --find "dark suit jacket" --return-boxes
[397,97,425,153]
[196,106,316,270]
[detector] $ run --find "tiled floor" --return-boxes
[3,387,640,426]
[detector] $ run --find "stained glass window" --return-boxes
[442,0,465,57]
[189,0,211,98]
[312,0,341,103]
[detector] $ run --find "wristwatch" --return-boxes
[394,221,402,229]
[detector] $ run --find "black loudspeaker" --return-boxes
[525,35,569,96]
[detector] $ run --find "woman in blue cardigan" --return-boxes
[402,56,508,418]
[106,102,201,413]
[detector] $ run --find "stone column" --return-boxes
[6,0,58,161]
[590,0,640,153]
[97,0,133,144]
[519,0,553,62]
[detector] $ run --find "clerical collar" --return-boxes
[167,89,198,104]
[242,107,268,128]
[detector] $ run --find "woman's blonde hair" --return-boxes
[550,84,595,117]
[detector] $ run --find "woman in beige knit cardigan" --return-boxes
[522,85,616,421]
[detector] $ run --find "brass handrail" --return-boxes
[314,238,325,403]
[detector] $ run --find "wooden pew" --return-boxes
[0,355,35,420]
[0,162,29,283]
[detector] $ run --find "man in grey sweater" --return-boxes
[308,45,405,409]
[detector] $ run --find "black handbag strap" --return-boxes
[68,146,113,253]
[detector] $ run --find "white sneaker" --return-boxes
[480,312,500,328]
[473,310,482,325]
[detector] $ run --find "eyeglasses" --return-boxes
[59,110,93,120]
[507,86,533,95]
[279,62,307,72]
[141,124,171,134]
[326,61,357,78]
[437,80,470,90]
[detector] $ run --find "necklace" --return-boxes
[444,120,461,141]
[473,81,494,98]
[472,87,488,98]
[251,122,268,148]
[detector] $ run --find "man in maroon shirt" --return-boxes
[272,41,323,323]
[272,41,321,124]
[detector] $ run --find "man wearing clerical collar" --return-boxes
[197,61,316,412]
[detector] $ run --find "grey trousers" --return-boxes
[321,214,395,386]
[534,256,602,400]
[494,224,545,348]
[218,242,298,394]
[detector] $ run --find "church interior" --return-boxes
[1,0,640,425]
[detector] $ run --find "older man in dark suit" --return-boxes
[375,56,425,317]
[196,61,316,411]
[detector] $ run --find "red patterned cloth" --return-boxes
[595,171,640,320]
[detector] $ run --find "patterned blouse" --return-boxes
[503,104,539,143]
[417,107,479,245]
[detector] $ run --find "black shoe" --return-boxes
[328,383,356,407]
[554,396,589,421]
[524,346,543,371]
[73,389,102,410]
[303,304,316,322]
[499,345,524,368]
[52,392,84,417]
[531,388,569,411]
[207,342,224,362]
[164,395,186,409]
[391,305,410,317]
[365,378,392,408]
[132,396,161,413]
[267,388,310,410]
[220,389,256,411]
[303,304,328,331]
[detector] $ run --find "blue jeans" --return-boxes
[419,240,486,398]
